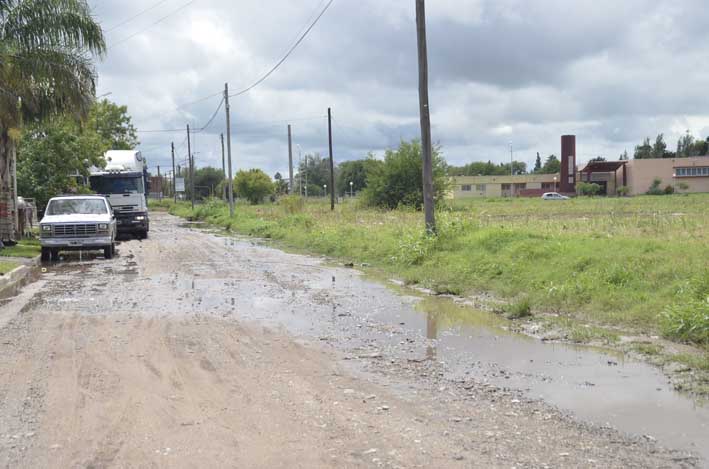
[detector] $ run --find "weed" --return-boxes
[506,297,532,319]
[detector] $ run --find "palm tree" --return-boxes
[0,0,105,242]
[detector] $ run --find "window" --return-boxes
[675,166,709,177]
[475,184,486,192]
[46,199,108,215]
[542,182,555,190]
[501,184,511,190]
[461,184,472,191]
[514,183,527,190]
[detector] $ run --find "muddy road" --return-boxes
[0,212,705,468]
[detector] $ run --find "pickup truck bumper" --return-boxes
[41,236,113,249]
[116,212,149,233]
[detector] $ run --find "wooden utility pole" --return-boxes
[157,165,162,201]
[327,108,335,211]
[416,0,436,234]
[187,124,194,210]
[171,142,176,203]
[220,133,226,200]
[287,124,294,194]
[224,83,235,216]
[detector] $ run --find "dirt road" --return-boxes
[0,213,701,468]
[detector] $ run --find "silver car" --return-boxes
[39,195,117,261]
[541,192,570,200]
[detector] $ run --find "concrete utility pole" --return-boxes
[157,165,162,201]
[327,108,335,211]
[287,125,294,194]
[220,133,226,200]
[171,142,176,203]
[415,0,436,233]
[510,142,514,176]
[187,124,194,210]
[224,83,235,216]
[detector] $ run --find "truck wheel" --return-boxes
[111,243,116,256]
[50,249,60,261]
[104,245,114,259]
[41,248,51,262]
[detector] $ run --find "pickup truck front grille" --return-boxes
[53,224,98,238]
[115,205,138,213]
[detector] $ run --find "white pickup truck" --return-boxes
[39,195,117,261]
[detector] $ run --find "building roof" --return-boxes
[580,161,627,173]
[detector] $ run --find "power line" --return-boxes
[229,0,335,98]
[108,0,196,50]
[193,97,224,132]
[104,0,172,33]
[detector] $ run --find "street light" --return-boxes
[553,176,558,193]
[349,181,354,198]
[323,184,327,198]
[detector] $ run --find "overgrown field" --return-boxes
[154,195,709,349]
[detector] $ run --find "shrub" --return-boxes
[664,184,675,195]
[660,299,709,345]
[234,169,274,204]
[616,186,630,197]
[677,182,689,192]
[646,178,665,195]
[279,195,304,214]
[361,139,448,210]
[577,182,601,196]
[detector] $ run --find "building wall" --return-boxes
[451,174,559,199]
[626,157,709,195]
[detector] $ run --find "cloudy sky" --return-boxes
[91,0,709,176]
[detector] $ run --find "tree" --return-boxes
[448,160,526,176]
[295,153,331,196]
[17,116,106,211]
[619,150,629,160]
[541,154,561,174]
[186,167,224,200]
[361,139,448,210]
[533,152,542,173]
[0,0,105,242]
[88,99,139,150]
[652,134,667,159]
[273,172,288,195]
[234,169,274,204]
[677,131,695,158]
[634,137,653,159]
[335,156,382,196]
[588,156,606,163]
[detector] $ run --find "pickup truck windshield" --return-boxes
[90,175,144,194]
[47,199,108,215]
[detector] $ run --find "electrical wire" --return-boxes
[104,0,172,33]
[108,0,196,50]
[193,97,224,132]
[229,0,335,98]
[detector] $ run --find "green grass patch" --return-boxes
[164,194,709,348]
[0,239,41,258]
[505,297,533,319]
[0,260,19,275]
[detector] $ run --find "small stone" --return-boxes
[343,389,355,395]
[452,455,465,461]
[363,448,378,455]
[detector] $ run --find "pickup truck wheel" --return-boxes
[104,245,114,259]
[41,248,51,262]
[50,249,60,261]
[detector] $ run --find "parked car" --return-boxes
[39,195,117,261]
[541,192,569,200]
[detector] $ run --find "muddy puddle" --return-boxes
[14,217,709,462]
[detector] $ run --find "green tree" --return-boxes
[0,0,105,242]
[533,152,542,173]
[677,131,694,157]
[88,99,139,149]
[295,153,331,196]
[234,168,274,204]
[361,140,448,210]
[634,137,653,159]
[652,134,667,159]
[449,160,526,176]
[588,156,606,163]
[186,167,224,200]
[17,116,106,210]
[619,150,629,160]
[273,172,288,195]
[335,156,382,196]
[541,154,561,173]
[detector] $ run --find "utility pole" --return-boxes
[416,0,436,233]
[288,124,294,194]
[157,165,162,201]
[171,142,176,203]
[187,124,194,210]
[220,133,226,200]
[327,108,335,211]
[510,142,513,176]
[224,83,235,216]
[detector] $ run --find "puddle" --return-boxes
[22,214,708,462]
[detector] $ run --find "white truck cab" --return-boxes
[89,150,149,238]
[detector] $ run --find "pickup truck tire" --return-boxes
[104,244,114,259]
[41,247,51,262]
[50,249,60,261]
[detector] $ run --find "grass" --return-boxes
[0,260,19,275]
[151,194,709,350]
[0,238,41,258]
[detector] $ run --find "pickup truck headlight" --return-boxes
[41,225,52,232]
[135,215,145,221]
[98,223,109,230]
